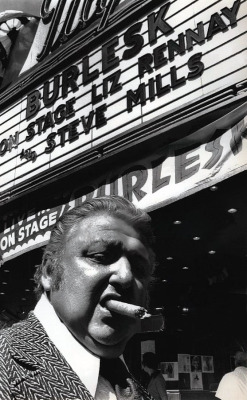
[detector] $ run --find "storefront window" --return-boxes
[132,170,247,398]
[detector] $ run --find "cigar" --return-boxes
[105,299,151,319]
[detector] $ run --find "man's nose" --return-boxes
[109,256,134,288]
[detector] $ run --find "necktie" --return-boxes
[99,357,148,400]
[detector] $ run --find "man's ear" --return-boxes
[41,273,52,291]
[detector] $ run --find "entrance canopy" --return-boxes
[1,101,247,262]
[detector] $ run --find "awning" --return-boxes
[1,102,247,262]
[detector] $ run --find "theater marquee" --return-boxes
[1,109,247,261]
[0,0,246,195]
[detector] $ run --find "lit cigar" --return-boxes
[105,299,151,319]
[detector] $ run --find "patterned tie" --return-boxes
[100,357,148,400]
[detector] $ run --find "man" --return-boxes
[0,196,155,400]
[215,351,247,400]
[142,352,168,400]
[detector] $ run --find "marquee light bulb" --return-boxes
[228,208,237,214]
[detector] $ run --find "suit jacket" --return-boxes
[0,312,153,400]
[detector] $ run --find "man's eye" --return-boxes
[89,251,118,264]
[89,253,106,262]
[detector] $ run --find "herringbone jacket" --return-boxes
[0,312,153,400]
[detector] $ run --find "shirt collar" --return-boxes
[34,294,100,397]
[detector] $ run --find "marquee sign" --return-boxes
[23,0,120,67]
[0,0,247,195]
[1,106,247,262]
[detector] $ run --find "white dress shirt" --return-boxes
[34,294,100,397]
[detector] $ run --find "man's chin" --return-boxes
[83,335,127,358]
[85,327,136,358]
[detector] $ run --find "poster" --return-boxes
[190,372,203,390]
[190,355,202,372]
[141,340,155,355]
[161,362,179,381]
[202,356,214,373]
[178,354,191,373]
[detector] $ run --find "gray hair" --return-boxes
[235,351,247,367]
[34,195,155,296]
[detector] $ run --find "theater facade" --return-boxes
[0,0,247,398]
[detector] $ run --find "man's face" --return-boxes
[47,213,153,358]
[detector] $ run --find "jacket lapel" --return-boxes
[8,312,94,400]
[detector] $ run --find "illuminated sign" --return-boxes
[36,0,119,62]
[1,110,247,261]
[0,0,246,194]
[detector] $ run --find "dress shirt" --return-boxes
[34,294,100,397]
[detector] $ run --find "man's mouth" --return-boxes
[104,299,151,319]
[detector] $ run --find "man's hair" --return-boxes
[235,351,247,367]
[142,352,159,370]
[34,195,155,296]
